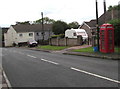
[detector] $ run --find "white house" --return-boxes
[4,24,53,46]
[65,28,88,40]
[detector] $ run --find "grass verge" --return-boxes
[37,45,69,51]
[73,47,119,53]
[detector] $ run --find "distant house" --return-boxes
[79,19,96,39]
[79,9,119,45]
[4,24,53,47]
[1,27,9,47]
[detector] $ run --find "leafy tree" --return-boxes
[68,21,80,29]
[109,19,120,46]
[34,17,55,24]
[108,5,120,11]
[52,20,68,35]
[16,21,30,25]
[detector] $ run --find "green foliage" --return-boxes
[37,45,68,50]
[68,21,80,29]
[52,20,68,35]
[16,21,30,25]
[34,17,55,24]
[51,34,65,38]
[108,5,120,11]
[51,35,59,38]
[73,47,93,53]
[59,34,65,38]
[109,19,120,45]
[73,47,119,53]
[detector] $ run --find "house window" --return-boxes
[19,34,23,37]
[36,33,39,36]
[29,33,33,37]
[73,32,77,36]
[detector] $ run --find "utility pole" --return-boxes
[118,1,120,52]
[103,0,106,23]
[96,0,99,51]
[41,12,44,43]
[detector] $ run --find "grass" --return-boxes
[37,45,69,51]
[73,47,120,53]
[73,47,93,53]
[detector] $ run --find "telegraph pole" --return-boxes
[103,0,106,23]
[41,12,44,43]
[96,0,99,51]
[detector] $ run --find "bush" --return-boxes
[59,34,65,38]
[51,34,65,38]
[51,35,59,38]
[109,19,120,46]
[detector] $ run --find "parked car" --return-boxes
[27,39,38,47]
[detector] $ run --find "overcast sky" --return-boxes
[0,0,119,27]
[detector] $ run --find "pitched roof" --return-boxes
[12,24,52,33]
[98,9,118,25]
[84,19,96,28]
[80,9,118,29]
[79,19,96,29]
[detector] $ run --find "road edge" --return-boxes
[2,69,12,89]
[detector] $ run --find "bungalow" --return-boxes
[4,24,53,47]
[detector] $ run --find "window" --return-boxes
[29,33,33,37]
[36,33,39,36]
[73,33,77,36]
[19,34,23,37]
[107,26,112,28]
[101,26,106,28]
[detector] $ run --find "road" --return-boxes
[2,47,120,87]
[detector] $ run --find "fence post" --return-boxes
[77,35,83,45]
[57,37,59,46]
[49,38,51,45]
[65,37,68,46]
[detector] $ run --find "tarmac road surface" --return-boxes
[2,47,120,87]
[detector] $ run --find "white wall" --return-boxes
[34,32,42,41]
[34,31,54,41]
[4,26,17,46]
[17,32,34,43]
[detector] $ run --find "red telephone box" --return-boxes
[100,24,114,53]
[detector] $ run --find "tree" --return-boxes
[109,19,120,46]
[52,20,68,35]
[34,17,55,24]
[16,21,30,25]
[108,5,120,11]
[68,21,80,29]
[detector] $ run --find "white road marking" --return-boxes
[41,58,59,65]
[2,69,12,88]
[71,67,120,84]
[27,55,37,58]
